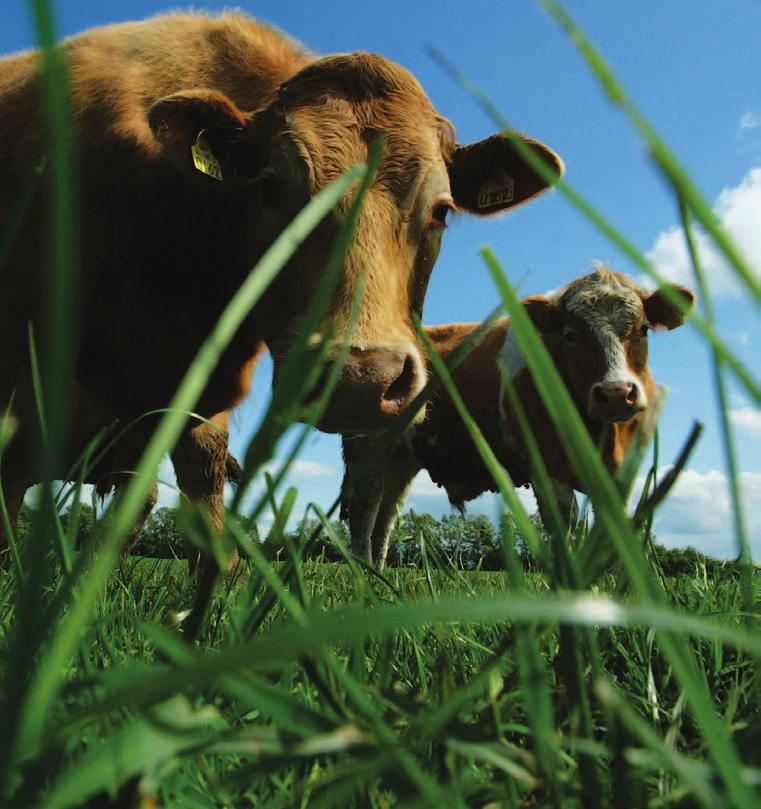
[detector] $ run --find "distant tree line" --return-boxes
[14,503,744,576]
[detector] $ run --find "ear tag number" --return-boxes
[191,136,223,181]
[477,174,515,209]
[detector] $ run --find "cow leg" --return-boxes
[347,489,383,566]
[170,412,232,574]
[98,433,161,556]
[342,434,413,566]
[535,479,577,535]
[340,436,386,565]
[370,445,420,571]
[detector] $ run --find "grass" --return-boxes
[1,0,760,806]
[1,555,758,808]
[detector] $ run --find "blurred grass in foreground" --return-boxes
[1,0,760,807]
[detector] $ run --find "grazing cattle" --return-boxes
[0,12,564,565]
[341,268,696,568]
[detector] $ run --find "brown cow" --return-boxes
[341,268,696,568]
[0,12,563,565]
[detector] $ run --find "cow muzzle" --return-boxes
[316,346,426,433]
[589,381,645,422]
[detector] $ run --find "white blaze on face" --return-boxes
[596,324,644,399]
[563,271,648,407]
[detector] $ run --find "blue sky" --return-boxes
[5,1,761,557]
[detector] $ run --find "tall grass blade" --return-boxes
[0,0,78,794]
[595,678,723,809]
[483,248,757,806]
[427,49,760,405]
[11,163,367,762]
[232,139,382,511]
[678,197,752,595]
[541,0,761,304]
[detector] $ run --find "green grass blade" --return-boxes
[595,678,723,809]
[38,696,225,809]
[428,50,760,405]
[414,318,548,573]
[12,162,366,760]
[541,0,761,304]
[0,0,78,792]
[82,594,761,695]
[0,160,45,276]
[483,249,757,807]
[231,139,382,511]
[678,196,752,592]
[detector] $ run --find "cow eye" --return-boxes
[640,324,650,337]
[427,198,455,230]
[563,329,578,345]
[255,167,280,205]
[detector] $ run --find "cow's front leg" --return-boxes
[371,442,420,570]
[340,436,387,565]
[171,412,233,574]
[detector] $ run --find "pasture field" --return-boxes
[1,1,760,807]
[0,547,758,808]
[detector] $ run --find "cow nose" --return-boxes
[591,382,640,421]
[345,348,419,417]
[379,352,417,415]
[316,347,424,433]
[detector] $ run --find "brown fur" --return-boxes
[0,12,564,566]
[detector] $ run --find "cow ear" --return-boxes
[148,90,247,174]
[522,295,562,334]
[448,133,564,215]
[643,284,697,331]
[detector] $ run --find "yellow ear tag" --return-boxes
[191,136,223,181]
[477,173,515,209]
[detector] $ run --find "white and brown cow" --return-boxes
[0,12,564,567]
[341,268,696,568]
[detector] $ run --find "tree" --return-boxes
[132,507,184,558]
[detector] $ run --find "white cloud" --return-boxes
[639,467,761,558]
[289,459,336,478]
[24,455,180,512]
[407,470,539,521]
[263,459,335,478]
[154,457,179,508]
[730,407,761,439]
[740,112,761,131]
[646,167,761,295]
[409,470,448,499]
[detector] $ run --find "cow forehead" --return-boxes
[279,52,435,113]
[286,99,449,186]
[277,54,454,192]
[558,269,646,336]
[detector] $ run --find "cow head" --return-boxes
[148,53,564,433]
[522,268,696,423]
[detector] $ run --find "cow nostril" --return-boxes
[382,354,415,407]
[593,382,639,412]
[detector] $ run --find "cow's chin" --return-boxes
[316,399,427,436]
[283,339,428,434]
[587,404,645,424]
